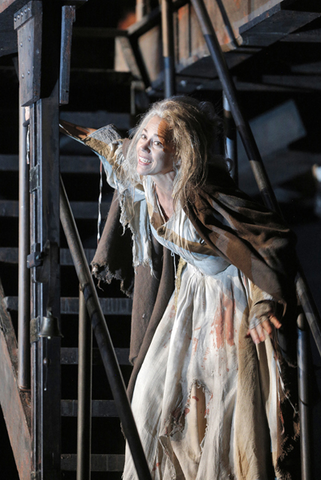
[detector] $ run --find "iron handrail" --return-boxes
[59,176,152,480]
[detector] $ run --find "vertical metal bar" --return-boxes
[59,176,152,480]
[223,92,238,184]
[59,5,76,105]
[77,288,92,480]
[32,89,61,480]
[215,0,238,49]
[190,0,321,348]
[17,1,62,477]
[191,0,278,214]
[18,105,30,390]
[128,36,151,90]
[29,102,38,479]
[190,2,321,478]
[296,271,321,360]
[297,312,311,480]
[161,0,176,97]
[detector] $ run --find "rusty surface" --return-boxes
[176,0,282,69]
[0,0,26,15]
[0,276,32,480]
[116,0,284,83]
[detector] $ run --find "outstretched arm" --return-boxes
[59,120,97,140]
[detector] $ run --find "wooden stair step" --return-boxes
[61,453,124,472]
[61,347,130,366]
[0,199,111,219]
[4,296,132,316]
[0,247,96,265]
[61,399,119,417]
[0,154,101,174]
[60,110,132,132]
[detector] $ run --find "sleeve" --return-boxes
[248,280,279,330]
[59,120,145,202]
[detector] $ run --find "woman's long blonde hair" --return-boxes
[124,96,226,208]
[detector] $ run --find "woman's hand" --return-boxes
[59,120,97,140]
[247,314,282,344]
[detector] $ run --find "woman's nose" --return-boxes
[140,139,150,152]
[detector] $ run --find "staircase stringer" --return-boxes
[0,276,32,480]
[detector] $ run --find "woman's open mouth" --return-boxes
[138,156,152,165]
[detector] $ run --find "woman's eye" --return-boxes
[154,141,162,147]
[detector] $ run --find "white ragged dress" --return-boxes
[83,128,287,480]
[122,177,282,480]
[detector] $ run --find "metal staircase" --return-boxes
[0,134,134,478]
[1,1,321,479]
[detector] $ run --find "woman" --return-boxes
[61,96,298,479]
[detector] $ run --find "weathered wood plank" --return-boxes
[61,347,130,366]
[61,399,118,417]
[4,296,133,315]
[61,453,125,472]
[241,11,321,47]
[73,27,127,39]
[59,247,95,265]
[281,30,321,43]
[0,247,96,265]
[262,74,321,91]
[0,153,100,173]
[0,199,111,218]
[60,110,132,132]
[0,247,18,263]
[60,297,132,316]
[0,276,31,480]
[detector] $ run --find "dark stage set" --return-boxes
[0,0,321,479]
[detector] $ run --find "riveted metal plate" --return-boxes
[14,1,42,106]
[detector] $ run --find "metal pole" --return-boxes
[191,2,320,476]
[297,312,311,480]
[18,105,30,390]
[190,0,321,357]
[77,288,93,480]
[223,92,238,184]
[191,0,278,213]
[161,0,176,97]
[59,176,152,480]
[215,0,238,49]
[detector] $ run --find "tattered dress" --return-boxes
[68,126,294,480]
[122,177,282,480]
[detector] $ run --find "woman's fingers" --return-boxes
[248,315,282,344]
[249,323,265,344]
[267,314,282,329]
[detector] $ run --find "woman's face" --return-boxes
[136,115,175,177]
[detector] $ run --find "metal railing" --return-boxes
[59,176,152,480]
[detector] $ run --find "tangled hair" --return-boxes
[125,96,226,208]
